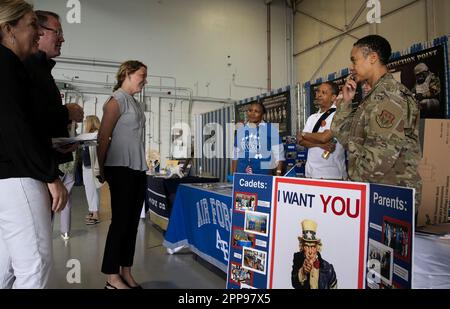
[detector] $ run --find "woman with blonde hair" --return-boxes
[97,60,148,289]
[0,0,68,288]
[83,115,102,225]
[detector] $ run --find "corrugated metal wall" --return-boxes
[194,105,235,182]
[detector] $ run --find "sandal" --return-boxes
[85,212,93,220]
[85,218,100,225]
[105,282,118,289]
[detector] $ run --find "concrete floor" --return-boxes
[48,186,226,289]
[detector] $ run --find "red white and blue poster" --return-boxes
[269,178,367,289]
[227,175,414,289]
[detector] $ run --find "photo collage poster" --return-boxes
[227,174,274,289]
[366,184,415,289]
[235,89,291,138]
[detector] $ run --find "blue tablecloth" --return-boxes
[146,175,219,230]
[163,183,233,272]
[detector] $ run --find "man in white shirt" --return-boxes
[297,82,347,180]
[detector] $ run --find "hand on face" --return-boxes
[346,46,373,102]
[343,75,358,103]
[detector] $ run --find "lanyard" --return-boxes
[246,124,263,163]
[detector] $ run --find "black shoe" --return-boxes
[120,275,143,289]
[86,218,100,225]
[105,282,118,289]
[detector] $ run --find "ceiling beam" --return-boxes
[296,9,360,40]
[308,0,367,81]
[294,0,422,58]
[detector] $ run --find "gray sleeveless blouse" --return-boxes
[104,88,148,171]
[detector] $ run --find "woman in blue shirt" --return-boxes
[232,102,284,176]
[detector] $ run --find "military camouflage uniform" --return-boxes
[331,73,422,212]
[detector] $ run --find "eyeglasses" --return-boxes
[40,25,64,37]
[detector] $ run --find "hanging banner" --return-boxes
[235,87,291,137]
[309,77,363,116]
[307,39,449,119]
[387,45,447,119]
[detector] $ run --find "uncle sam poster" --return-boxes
[269,177,368,289]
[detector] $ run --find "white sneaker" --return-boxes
[61,233,70,241]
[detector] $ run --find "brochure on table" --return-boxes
[226,174,414,289]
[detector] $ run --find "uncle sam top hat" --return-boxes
[298,219,321,243]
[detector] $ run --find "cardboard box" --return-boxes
[417,119,450,227]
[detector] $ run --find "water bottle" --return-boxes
[322,138,337,160]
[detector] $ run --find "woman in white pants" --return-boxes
[59,159,76,240]
[0,0,67,289]
[82,116,102,224]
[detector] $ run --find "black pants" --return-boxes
[101,166,146,274]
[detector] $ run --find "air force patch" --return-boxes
[376,110,395,128]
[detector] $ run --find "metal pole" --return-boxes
[168,103,173,159]
[296,83,302,132]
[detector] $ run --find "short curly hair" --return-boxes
[354,35,392,65]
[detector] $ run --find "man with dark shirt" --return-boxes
[25,10,84,164]
[24,11,84,241]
